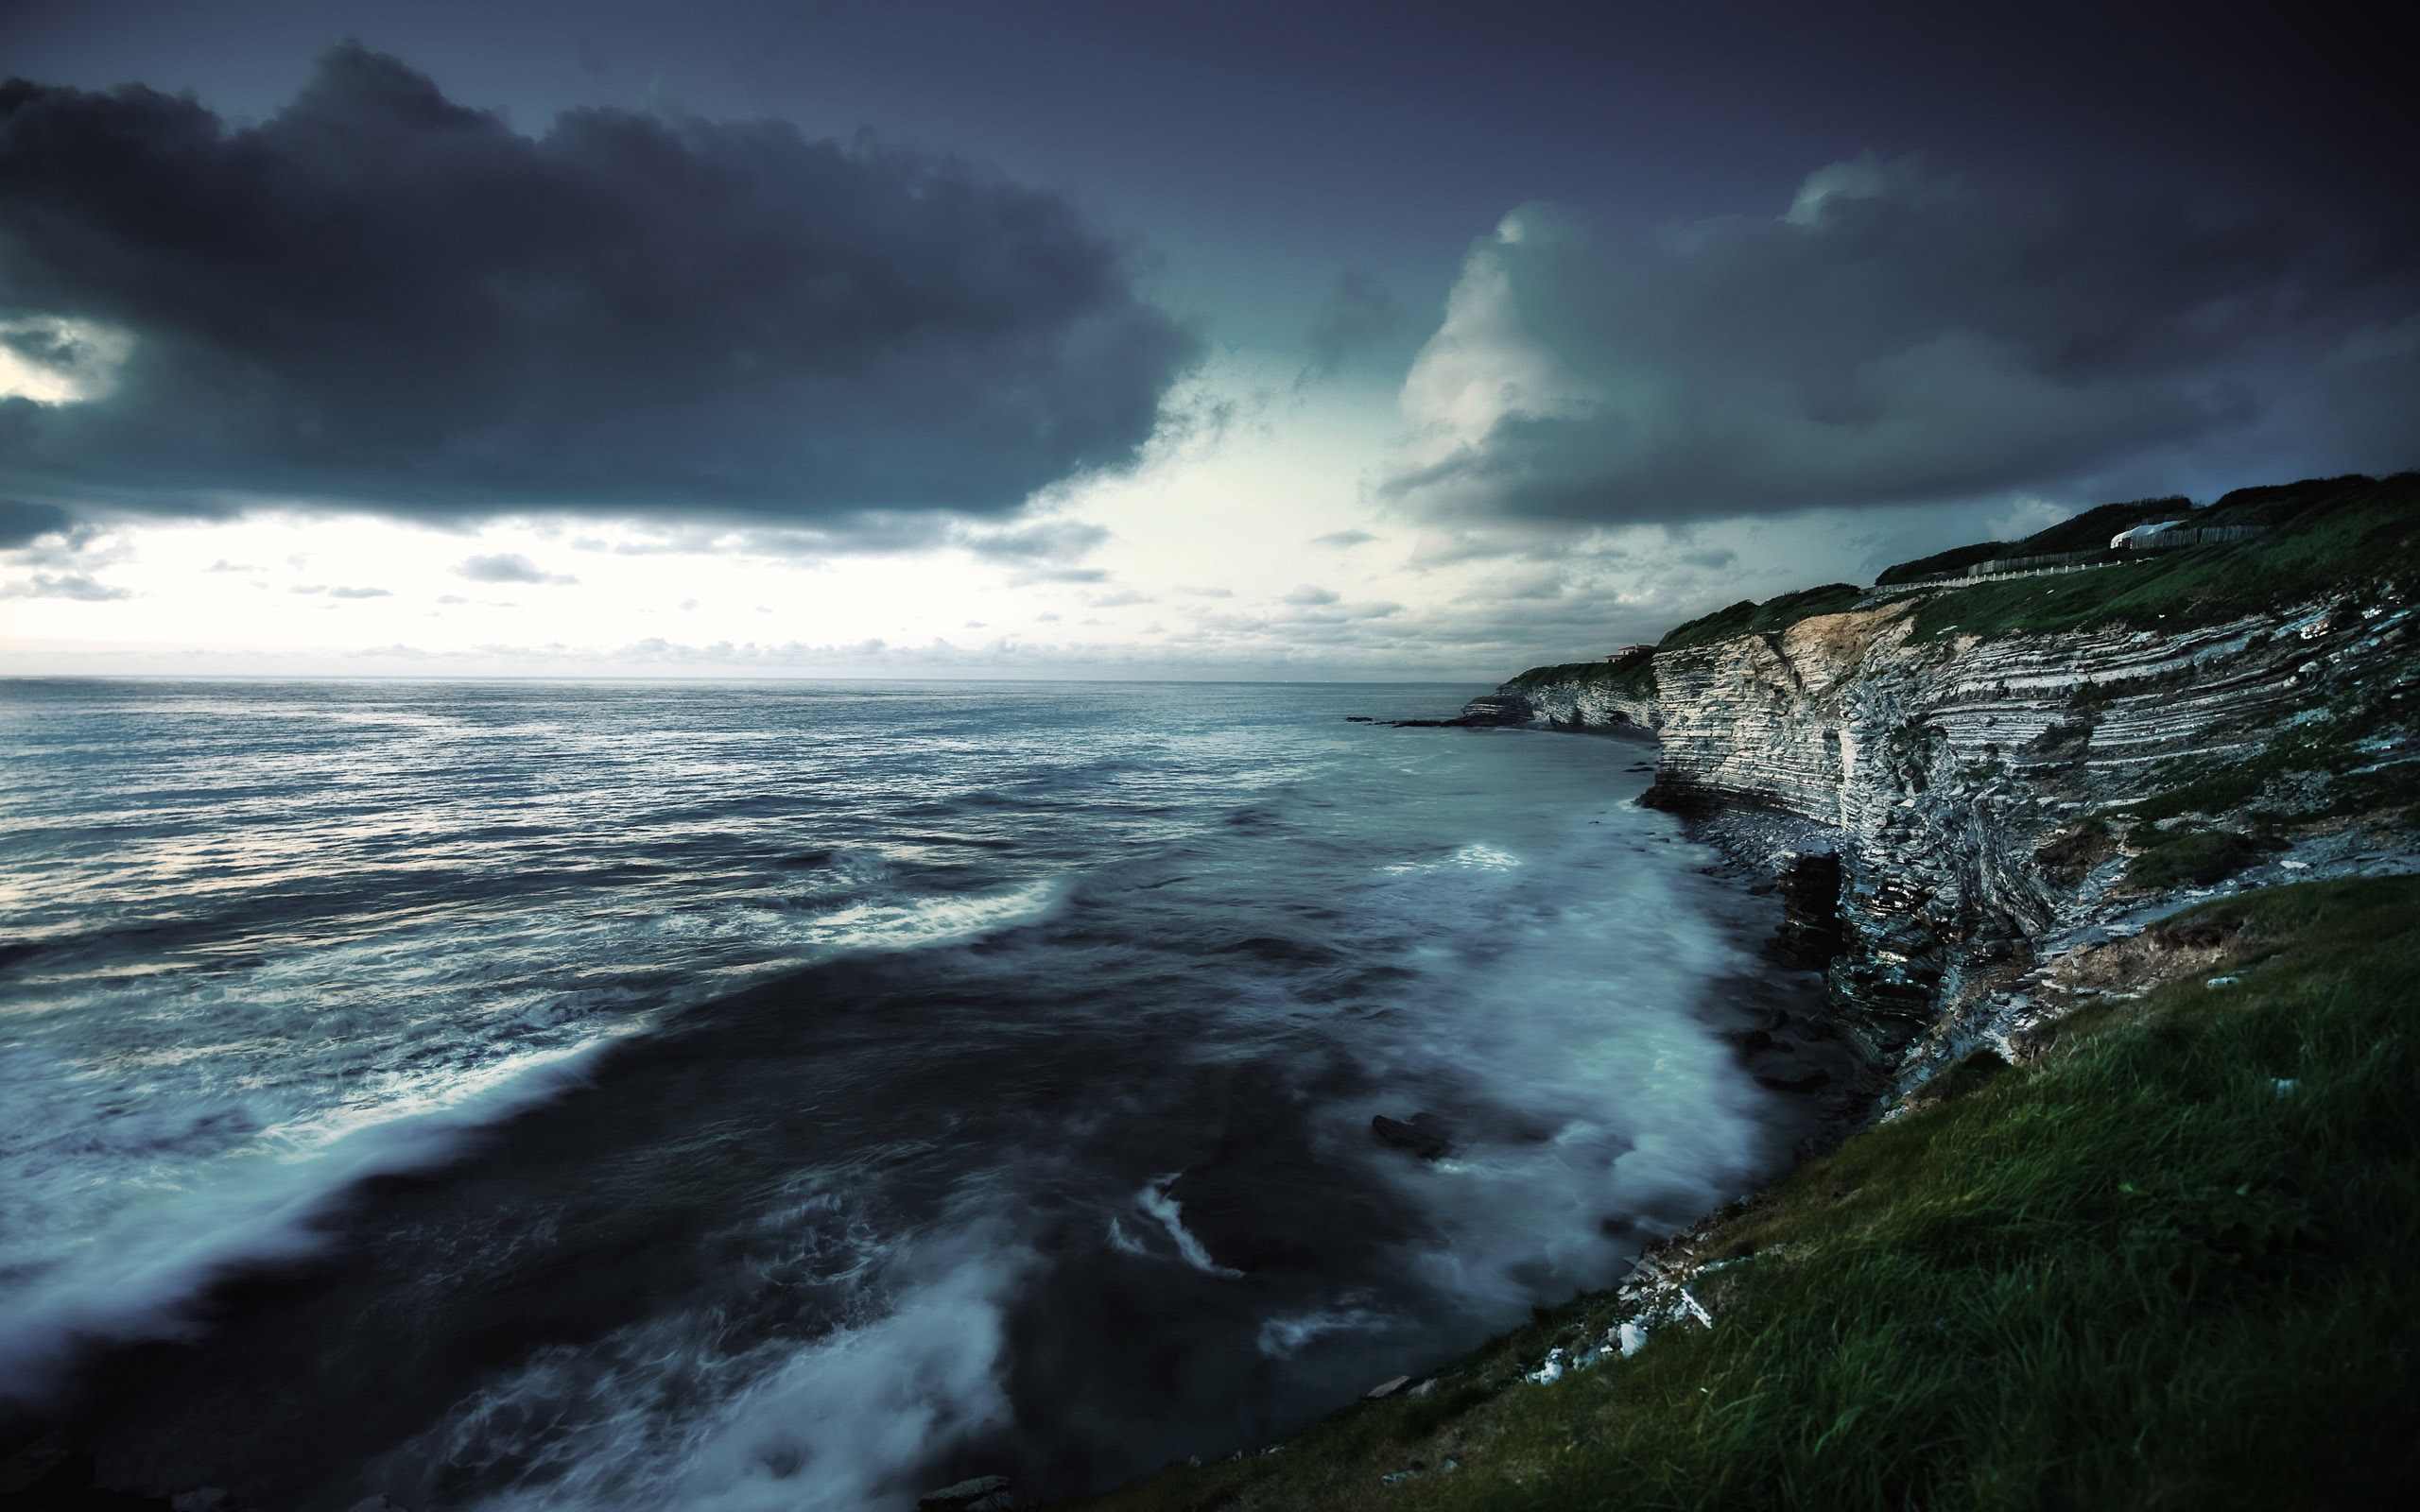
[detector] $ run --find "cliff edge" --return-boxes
[1063,473,2420,1510]
[1464,473,2420,1091]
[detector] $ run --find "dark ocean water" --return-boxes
[0,679,1820,1510]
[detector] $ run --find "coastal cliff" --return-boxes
[1466,474,2420,1088]
[1068,472,2420,1511]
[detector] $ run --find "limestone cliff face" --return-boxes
[1479,679,1655,731]
[1471,596,2419,1071]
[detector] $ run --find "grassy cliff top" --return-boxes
[1875,495,2191,585]
[1656,583,1866,653]
[1502,472,2412,682]
[1059,877,2420,1511]
[1501,653,1656,700]
[1902,472,2416,641]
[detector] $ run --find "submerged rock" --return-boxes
[918,1475,1015,1511]
[1371,1113,1452,1160]
[0,1434,71,1495]
[1751,1056,1833,1092]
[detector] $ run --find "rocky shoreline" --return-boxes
[1063,483,2420,1508]
[1462,584,2420,1109]
[1408,567,2420,1346]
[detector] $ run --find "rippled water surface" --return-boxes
[0,679,1814,1509]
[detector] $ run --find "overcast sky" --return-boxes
[3,0,2411,679]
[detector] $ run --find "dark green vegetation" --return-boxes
[1061,879,2420,1511]
[1656,584,1865,654]
[1505,651,1656,704]
[2120,825,2257,889]
[1902,473,2416,643]
[1874,496,2191,585]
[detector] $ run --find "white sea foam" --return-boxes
[1136,1177,1244,1279]
[1379,842,1523,876]
[1255,1298,1388,1360]
[389,1216,1029,1512]
[0,880,1063,1405]
[0,1035,631,1399]
[1335,810,1778,1316]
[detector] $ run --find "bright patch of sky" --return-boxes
[1,347,1945,680]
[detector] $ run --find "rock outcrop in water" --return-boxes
[1463,488,2420,1096]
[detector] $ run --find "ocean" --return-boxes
[0,679,1822,1509]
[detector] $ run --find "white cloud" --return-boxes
[0,316,134,404]
[1,571,131,601]
[457,553,578,586]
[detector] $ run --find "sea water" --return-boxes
[0,679,1815,1509]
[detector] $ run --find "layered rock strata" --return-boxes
[1477,680,1653,731]
[1469,592,2420,1080]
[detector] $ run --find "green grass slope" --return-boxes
[1903,472,2417,642]
[1506,472,2411,678]
[1059,878,2420,1511]
[1874,497,2190,585]
[1657,584,1867,654]
[1502,652,1657,703]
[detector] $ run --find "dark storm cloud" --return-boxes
[0,44,1199,526]
[0,500,70,547]
[1384,158,2420,524]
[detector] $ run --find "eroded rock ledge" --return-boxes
[1466,590,2420,1102]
